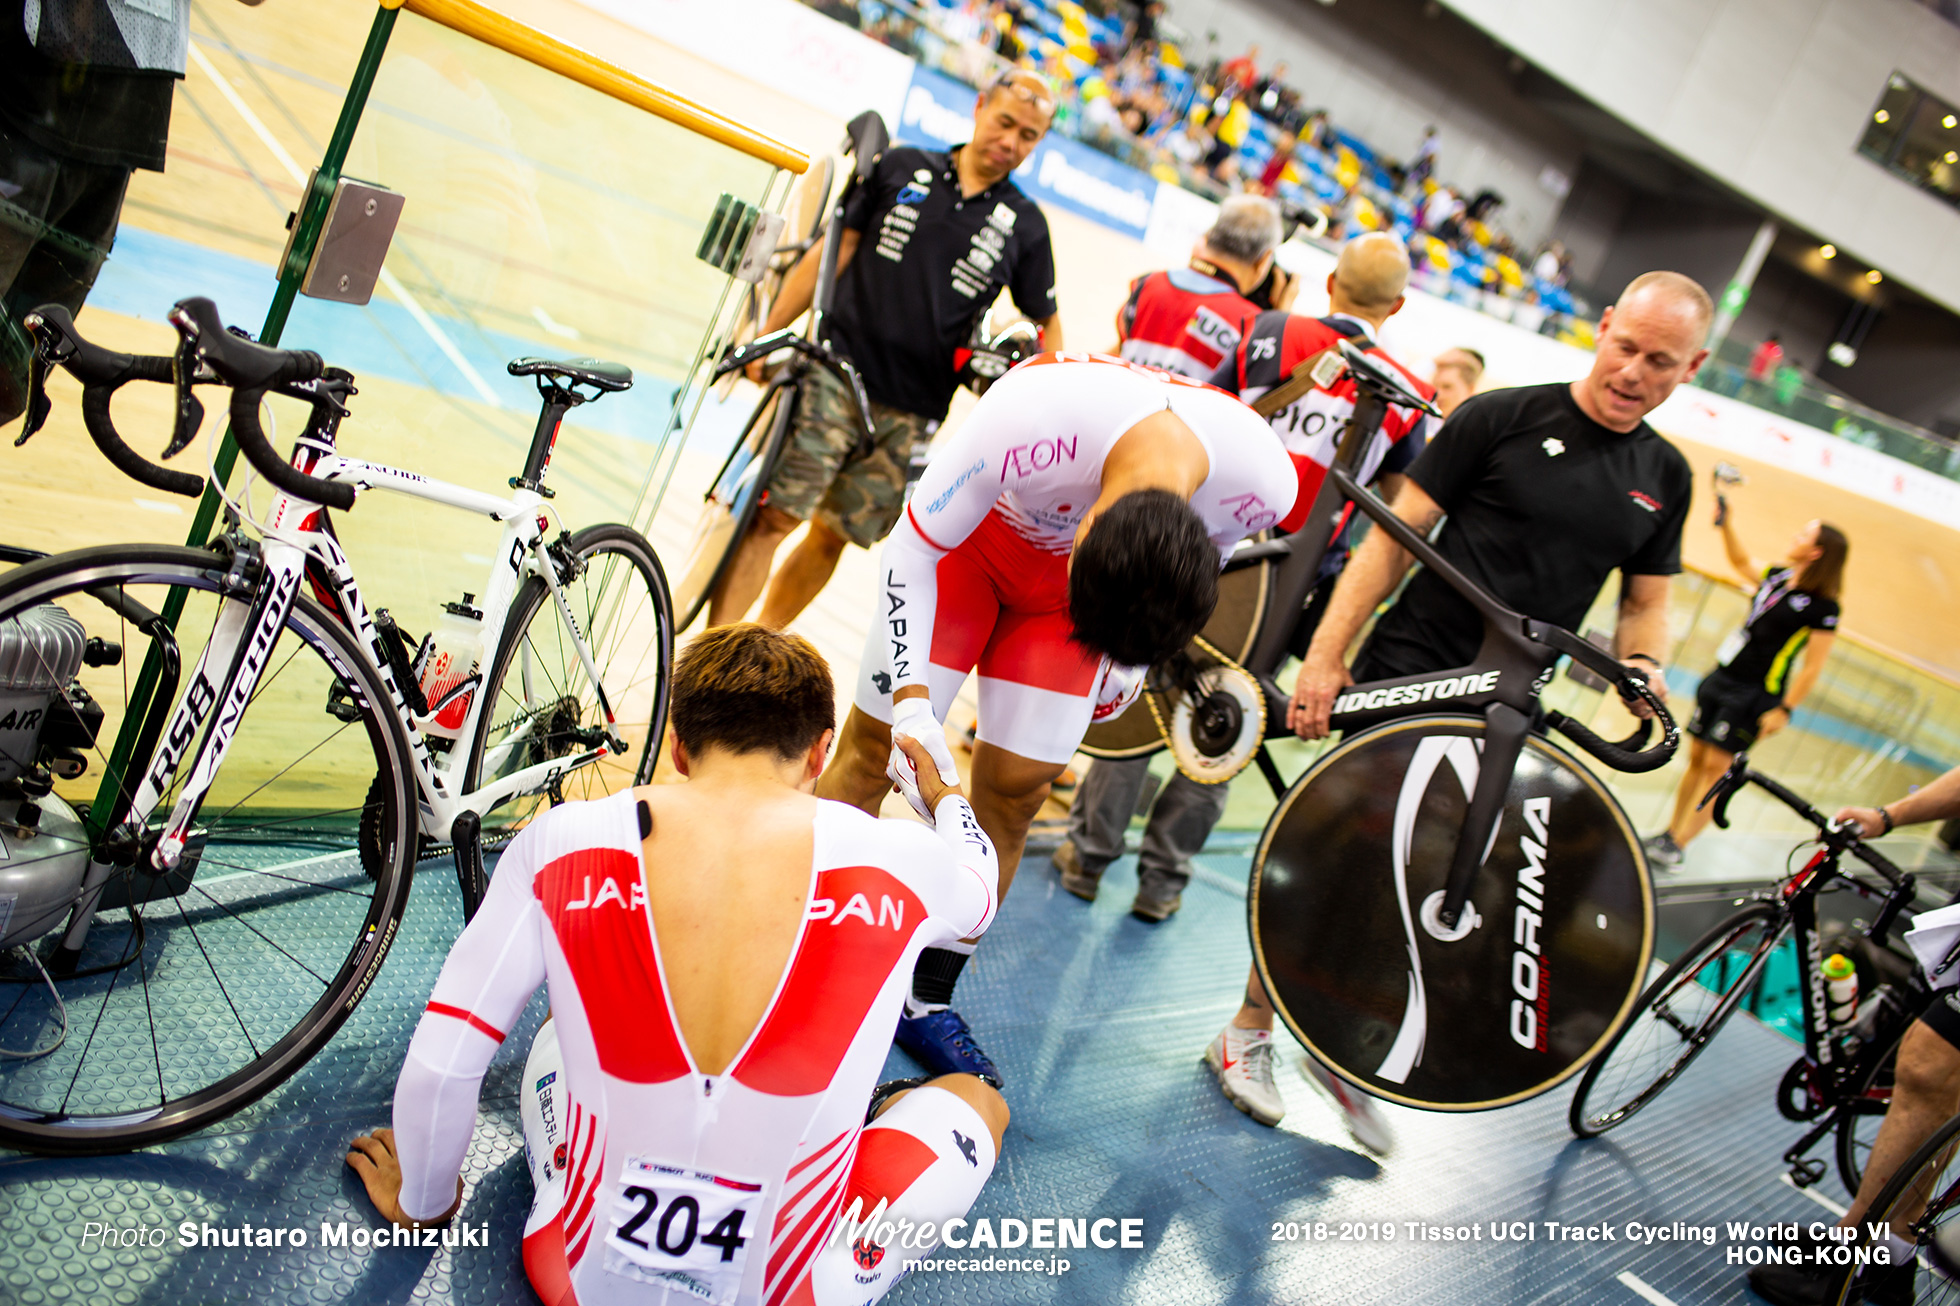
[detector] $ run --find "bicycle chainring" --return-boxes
[1777,1056,1825,1121]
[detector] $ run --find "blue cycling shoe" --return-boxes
[894,1009,1003,1087]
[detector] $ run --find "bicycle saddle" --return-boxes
[507,356,633,392]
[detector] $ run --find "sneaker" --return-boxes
[1745,1232,1846,1306]
[1131,869,1184,922]
[1643,832,1685,871]
[1204,1026,1284,1126]
[894,1009,1002,1087]
[1303,1058,1396,1156]
[1051,766,1079,792]
[1051,839,1103,901]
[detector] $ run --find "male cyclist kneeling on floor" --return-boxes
[347,623,1006,1306]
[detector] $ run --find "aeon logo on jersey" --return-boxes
[1217,491,1277,530]
[1509,797,1553,1053]
[999,435,1077,480]
[807,892,908,930]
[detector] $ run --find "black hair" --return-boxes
[1068,490,1219,666]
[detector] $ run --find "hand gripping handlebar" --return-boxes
[18,305,206,499]
[1532,624,1679,773]
[167,297,355,512]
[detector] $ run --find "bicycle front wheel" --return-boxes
[669,380,797,632]
[1569,902,1787,1137]
[465,523,673,845]
[0,543,417,1153]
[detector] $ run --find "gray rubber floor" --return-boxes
[0,834,1860,1306]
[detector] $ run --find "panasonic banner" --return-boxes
[898,65,1158,241]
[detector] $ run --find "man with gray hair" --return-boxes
[1111,194,1293,378]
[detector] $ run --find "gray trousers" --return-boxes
[1066,755,1228,889]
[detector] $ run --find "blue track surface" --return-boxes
[0,834,1866,1306]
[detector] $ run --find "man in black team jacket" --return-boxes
[709,70,1065,629]
[1204,270,1707,1151]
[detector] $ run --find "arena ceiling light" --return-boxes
[1946,114,1958,128]
[1820,244,1837,259]
[1866,269,1884,284]
[1876,109,1891,123]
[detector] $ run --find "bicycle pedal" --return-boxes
[1787,1158,1827,1188]
[324,681,361,723]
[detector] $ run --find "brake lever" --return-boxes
[16,311,75,445]
[165,329,211,460]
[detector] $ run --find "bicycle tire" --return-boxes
[465,523,673,844]
[670,380,798,631]
[1829,1109,1960,1304]
[1835,1020,1908,1197]
[0,543,417,1154]
[1568,902,1787,1137]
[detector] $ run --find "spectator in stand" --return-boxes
[1747,332,1785,381]
[1421,184,1459,232]
[1431,346,1485,417]
[1156,114,1213,171]
[1532,239,1569,287]
[1408,125,1439,193]
[1301,109,1331,153]
[1123,0,1164,57]
[1219,44,1259,94]
[1253,130,1297,196]
[1254,62,1291,117]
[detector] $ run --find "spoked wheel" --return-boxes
[1832,1109,1960,1304]
[0,544,416,1154]
[1569,902,1787,1137]
[669,380,797,631]
[1836,1026,1906,1197]
[465,523,673,847]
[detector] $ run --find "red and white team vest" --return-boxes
[1218,311,1437,534]
[1116,266,1262,380]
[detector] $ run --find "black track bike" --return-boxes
[1569,754,1921,1198]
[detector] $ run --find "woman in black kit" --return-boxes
[1644,488,1848,869]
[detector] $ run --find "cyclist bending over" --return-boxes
[819,353,1294,1085]
[348,624,1006,1306]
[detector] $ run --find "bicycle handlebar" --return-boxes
[1702,753,1912,890]
[168,298,355,512]
[1530,622,1678,773]
[18,305,207,499]
[715,330,876,448]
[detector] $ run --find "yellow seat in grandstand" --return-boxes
[1349,194,1381,231]
[1335,146,1361,190]
[1467,219,1492,247]
[1218,100,1251,148]
[1495,255,1524,290]
[1161,43,1184,67]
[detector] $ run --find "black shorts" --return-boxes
[1687,670,1780,753]
[1920,987,1960,1051]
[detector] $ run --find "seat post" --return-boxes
[516,381,578,492]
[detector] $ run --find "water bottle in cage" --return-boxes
[414,595,484,740]
[1823,954,1858,1026]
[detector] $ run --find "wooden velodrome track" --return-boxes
[3,0,1955,830]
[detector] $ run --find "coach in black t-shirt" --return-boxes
[1287,270,1709,740]
[708,70,1064,630]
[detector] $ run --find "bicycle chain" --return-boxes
[1144,634,1266,786]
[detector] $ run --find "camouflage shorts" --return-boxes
[765,363,934,549]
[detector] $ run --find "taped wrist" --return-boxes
[911,944,974,1008]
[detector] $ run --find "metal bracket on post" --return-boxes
[277,171,405,305]
[697,193,785,284]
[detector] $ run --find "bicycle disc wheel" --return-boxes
[1569,902,1786,1137]
[0,543,416,1153]
[669,380,797,632]
[1831,1110,1960,1304]
[465,523,672,845]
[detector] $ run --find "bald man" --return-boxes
[1204,270,1707,1153]
[1058,232,1438,930]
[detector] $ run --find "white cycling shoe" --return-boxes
[1303,1057,1396,1156]
[1204,1026,1284,1126]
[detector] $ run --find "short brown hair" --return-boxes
[671,624,835,762]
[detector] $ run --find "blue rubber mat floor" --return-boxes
[0,835,1861,1306]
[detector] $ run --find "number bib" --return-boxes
[604,1156,762,1304]
[1714,629,1746,667]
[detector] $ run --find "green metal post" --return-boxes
[88,5,402,833]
